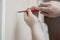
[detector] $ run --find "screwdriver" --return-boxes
[17,7,39,13]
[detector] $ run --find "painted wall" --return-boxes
[0,0,2,40]
[5,0,43,40]
[5,0,33,40]
[5,0,17,40]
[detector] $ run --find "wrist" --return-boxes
[31,22,42,29]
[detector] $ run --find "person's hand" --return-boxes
[24,9,46,40]
[24,9,41,28]
[37,1,60,17]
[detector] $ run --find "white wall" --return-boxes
[0,0,2,40]
[5,0,44,40]
[5,0,38,40]
[5,0,17,40]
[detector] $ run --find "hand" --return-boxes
[37,1,60,17]
[24,9,46,40]
[24,9,40,28]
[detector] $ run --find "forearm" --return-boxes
[31,22,46,40]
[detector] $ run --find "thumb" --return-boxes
[24,12,28,21]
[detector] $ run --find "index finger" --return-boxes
[24,12,28,19]
[39,2,51,7]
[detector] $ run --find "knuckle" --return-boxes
[50,1,54,3]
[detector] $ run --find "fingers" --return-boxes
[24,12,28,20]
[27,9,38,21]
[36,2,52,17]
[37,7,49,13]
[24,9,34,19]
[41,11,54,17]
[41,11,49,16]
[37,2,51,12]
[39,2,51,7]
[27,9,36,18]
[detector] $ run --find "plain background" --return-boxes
[0,0,2,40]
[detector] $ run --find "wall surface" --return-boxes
[5,0,44,40]
[5,0,40,40]
[5,0,33,40]
[5,0,17,40]
[0,0,2,40]
[5,0,60,40]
